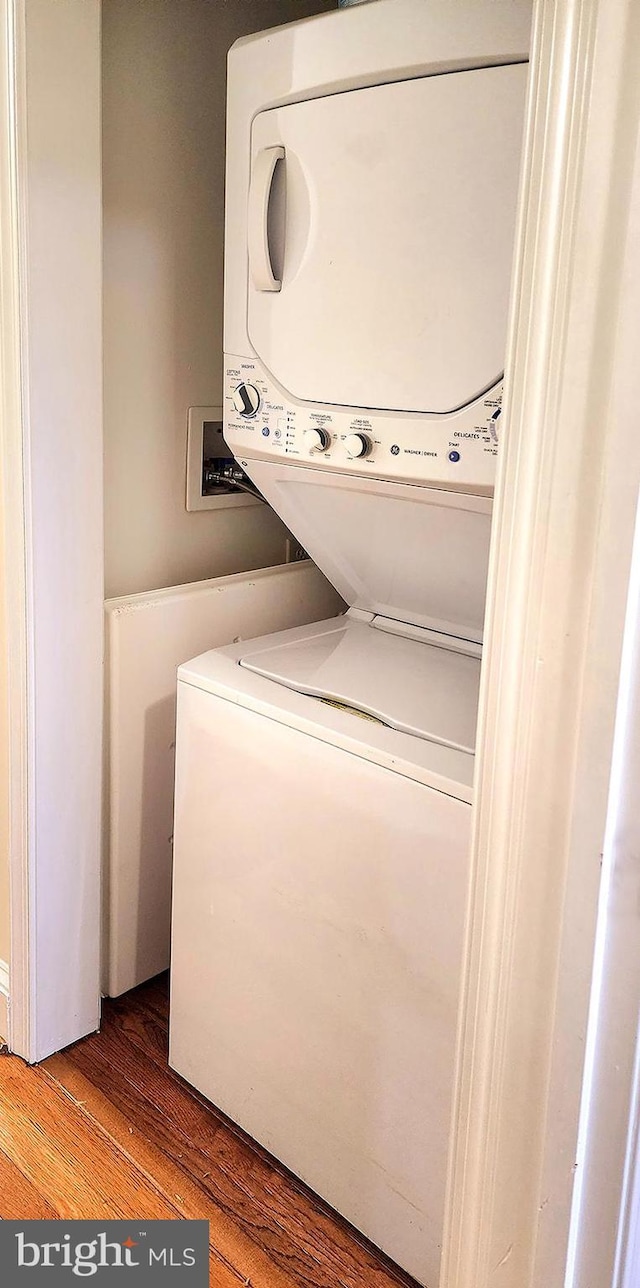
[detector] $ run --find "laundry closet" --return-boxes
[101,1,529,1282]
[4,0,639,1283]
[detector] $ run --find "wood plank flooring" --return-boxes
[0,974,418,1288]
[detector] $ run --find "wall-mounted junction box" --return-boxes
[186,407,262,512]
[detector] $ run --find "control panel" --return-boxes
[224,355,502,492]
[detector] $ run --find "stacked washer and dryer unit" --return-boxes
[170,3,529,1283]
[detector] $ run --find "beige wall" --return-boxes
[103,0,334,599]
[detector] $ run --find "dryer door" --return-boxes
[248,63,527,415]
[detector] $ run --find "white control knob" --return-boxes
[232,382,261,417]
[344,432,371,459]
[303,428,330,453]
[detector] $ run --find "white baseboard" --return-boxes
[0,959,9,1043]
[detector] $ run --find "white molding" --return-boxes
[559,111,640,1288]
[0,958,9,1041]
[0,0,103,1062]
[617,1034,640,1288]
[441,0,640,1285]
[0,0,32,1061]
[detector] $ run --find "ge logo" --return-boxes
[390,444,400,456]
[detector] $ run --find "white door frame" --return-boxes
[2,0,640,1279]
[441,0,640,1283]
[0,0,30,1057]
[0,0,103,1062]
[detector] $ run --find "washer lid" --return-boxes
[242,460,493,641]
[241,617,481,752]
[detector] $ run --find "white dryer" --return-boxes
[169,3,530,1284]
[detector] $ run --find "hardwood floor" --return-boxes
[0,975,418,1288]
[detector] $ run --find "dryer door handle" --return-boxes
[248,146,285,292]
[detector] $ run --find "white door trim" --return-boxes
[0,0,103,1062]
[560,111,640,1288]
[0,0,32,1060]
[441,0,640,1284]
[616,1036,640,1288]
[0,956,10,1040]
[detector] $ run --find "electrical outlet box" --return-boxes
[186,407,261,512]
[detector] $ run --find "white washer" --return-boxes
[170,3,530,1284]
[171,617,477,1287]
[170,477,492,1287]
